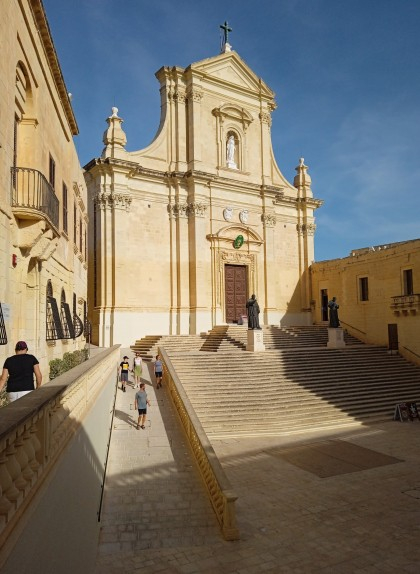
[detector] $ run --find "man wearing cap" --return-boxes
[0,341,42,403]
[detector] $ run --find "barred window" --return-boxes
[0,302,8,345]
[60,289,75,339]
[46,281,64,340]
[72,293,83,338]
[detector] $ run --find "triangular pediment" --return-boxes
[188,51,274,98]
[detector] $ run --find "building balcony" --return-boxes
[11,166,59,230]
[391,293,420,315]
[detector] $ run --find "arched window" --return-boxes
[60,288,75,339]
[46,281,64,340]
[73,294,84,338]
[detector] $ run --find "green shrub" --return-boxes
[49,348,89,380]
[49,358,65,380]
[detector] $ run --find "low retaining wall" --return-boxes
[159,347,239,541]
[0,345,120,574]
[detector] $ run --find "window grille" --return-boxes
[0,303,7,345]
[46,296,64,340]
[73,313,84,338]
[61,302,76,339]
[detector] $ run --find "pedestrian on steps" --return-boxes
[119,356,130,392]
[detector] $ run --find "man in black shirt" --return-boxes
[0,341,42,403]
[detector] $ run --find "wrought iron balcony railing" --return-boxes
[11,167,59,228]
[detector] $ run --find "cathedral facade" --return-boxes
[85,48,323,346]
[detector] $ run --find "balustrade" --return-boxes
[159,347,239,541]
[0,346,120,558]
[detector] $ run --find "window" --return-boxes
[49,154,56,190]
[79,217,83,253]
[46,281,64,340]
[71,293,84,338]
[403,269,413,295]
[359,277,369,301]
[63,183,68,233]
[60,289,75,339]
[74,204,77,245]
[0,303,8,345]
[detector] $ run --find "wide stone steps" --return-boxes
[198,324,362,351]
[131,334,204,359]
[164,346,420,437]
[131,324,364,359]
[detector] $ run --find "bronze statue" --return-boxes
[246,294,261,329]
[328,297,340,328]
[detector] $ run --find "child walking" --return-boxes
[134,383,150,430]
[119,356,130,392]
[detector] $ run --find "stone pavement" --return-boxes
[95,351,420,573]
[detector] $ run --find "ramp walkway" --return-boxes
[95,348,420,573]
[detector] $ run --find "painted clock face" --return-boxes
[233,235,244,249]
[223,207,233,221]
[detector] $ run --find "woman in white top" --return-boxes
[132,353,143,389]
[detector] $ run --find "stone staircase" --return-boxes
[131,334,204,360]
[200,324,362,351]
[165,345,420,438]
[131,325,420,437]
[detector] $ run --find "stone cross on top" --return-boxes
[220,21,233,53]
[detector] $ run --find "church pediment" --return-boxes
[188,52,274,99]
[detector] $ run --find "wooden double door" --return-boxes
[225,264,248,323]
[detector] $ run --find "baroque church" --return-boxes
[84,39,323,347]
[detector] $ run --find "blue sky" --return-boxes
[43,0,420,261]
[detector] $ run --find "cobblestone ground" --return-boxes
[95,352,420,573]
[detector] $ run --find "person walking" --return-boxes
[134,382,150,430]
[119,356,130,392]
[0,341,42,403]
[154,354,163,389]
[132,352,143,389]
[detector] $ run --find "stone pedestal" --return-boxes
[246,329,265,352]
[327,327,346,349]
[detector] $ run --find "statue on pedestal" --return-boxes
[246,294,261,330]
[328,297,340,328]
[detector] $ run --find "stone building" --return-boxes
[84,45,323,347]
[311,239,420,362]
[0,0,88,374]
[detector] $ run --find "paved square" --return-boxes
[267,439,403,477]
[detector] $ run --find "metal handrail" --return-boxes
[11,166,59,228]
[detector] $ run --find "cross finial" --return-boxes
[220,21,232,51]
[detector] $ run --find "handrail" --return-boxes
[401,346,420,360]
[159,346,240,540]
[338,320,366,335]
[0,345,120,562]
[10,166,59,228]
